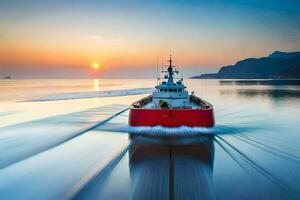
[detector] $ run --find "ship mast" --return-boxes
[167,54,174,84]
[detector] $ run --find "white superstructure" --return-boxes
[152,55,192,108]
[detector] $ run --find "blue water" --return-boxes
[0,79,299,200]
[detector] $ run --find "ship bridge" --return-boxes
[152,55,190,108]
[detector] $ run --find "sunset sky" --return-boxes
[0,0,300,78]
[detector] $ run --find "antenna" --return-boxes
[156,56,158,86]
[180,56,183,80]
[169,54,172,67]
[181,57,183,80]
[161,55,163,80]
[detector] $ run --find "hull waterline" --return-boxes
[129,95,215,128]
[129,107,214,127]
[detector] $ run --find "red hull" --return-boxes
[129,108,214,127]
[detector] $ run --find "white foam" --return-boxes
[25,88,154,102]
[95,122,259,137]
[96,125,221,136]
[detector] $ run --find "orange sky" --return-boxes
[1,1,299,78]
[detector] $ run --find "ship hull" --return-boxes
[129,104,214,127]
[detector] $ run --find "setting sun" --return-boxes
[91,62,100,69]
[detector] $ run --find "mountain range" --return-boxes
[191,51,300,79]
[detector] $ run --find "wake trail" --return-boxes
[214,138,258,181]
[24,88,153,102]
[1,108,129,170]
[215,125,300,162]
[233,134,300,162]
[68,145,129,200]
[215,135,300,199]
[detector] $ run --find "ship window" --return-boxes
[169,89,173,92]
[164,89,167,92]
[179,89,182,92]
[174,89,177,92]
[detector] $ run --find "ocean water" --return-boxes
[0,79,300,200]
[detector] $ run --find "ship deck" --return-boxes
[132,95,213,110]
[143,101,199,109]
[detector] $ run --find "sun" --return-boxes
[91,62,100,69]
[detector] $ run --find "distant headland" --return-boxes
[2,76,12,80]
[191,51,300,79]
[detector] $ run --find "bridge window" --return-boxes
[168,89,173,92]
[178,89,182,92]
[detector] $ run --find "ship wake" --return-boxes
[24,88,153,102]
[95,123,257,137]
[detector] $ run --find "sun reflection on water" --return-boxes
[93,79,100,91]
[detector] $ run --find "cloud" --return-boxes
[90,35,126,42]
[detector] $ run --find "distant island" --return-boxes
[3,76,12,79]
[191,51,300,79]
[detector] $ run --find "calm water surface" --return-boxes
[0,79,299,200]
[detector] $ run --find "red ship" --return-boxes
[129,55,214,127]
